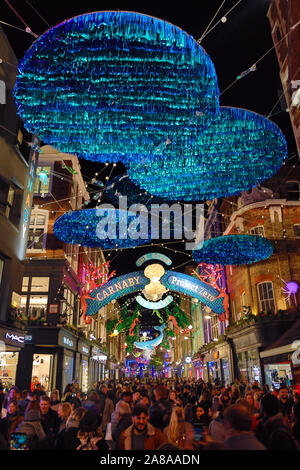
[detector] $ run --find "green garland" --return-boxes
[106,299,190,353]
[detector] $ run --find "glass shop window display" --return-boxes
[31,354,53,392]
[81,359,89,393]
[0,350,19,390]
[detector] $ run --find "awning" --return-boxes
[260,320,300,358]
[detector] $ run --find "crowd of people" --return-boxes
[0,377,300,451]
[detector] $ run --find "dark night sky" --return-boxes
[1,0,296,276]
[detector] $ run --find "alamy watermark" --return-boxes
[95,196,204,250]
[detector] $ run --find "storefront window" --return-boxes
[247,349,261,383]
[62,354,74,394]
[221,359,230,386]
[31,277,49,292]
[0,352,19,390]
[31,354,53,392]
[81,359,89,393]
[237,352,248,382]
[237,349,262,384]
[264,362,293,389]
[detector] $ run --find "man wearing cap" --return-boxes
[119,404,167,450]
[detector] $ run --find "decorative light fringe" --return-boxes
[127,106,287,201]
[192,234,274,266]
[14,10,219,164]
[53,208,153,249]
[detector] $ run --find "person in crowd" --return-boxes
[97,385,108,418]
[236,398,258,432]
[230,385,240,404]
[208,393,231,442]
[223,404,266,450]
[138,394,150,408]
[50,389,60,408]
[2,386,20,413]
[17,390,29,417]
[55,407,86,450]
[149,386,173,430]
[102,389,115,433]
[39,394,60,448]
[255,393,299,450]
[83,390,102,416]
[119,404,167,450]
[76,410,109,450]
[291,402,300,445]
[0,399,24,442]
[164,404,195,449]
[57,401,72,433]
[277,386,294,422]
[192,404,211,427]
[184,396,196,423]
[132,391,141,406]
[168,390,178,405]
[112,401,132,450]
[15,400,46,450]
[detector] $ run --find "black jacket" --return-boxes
[149,399,172,430]
[55,426,81,450]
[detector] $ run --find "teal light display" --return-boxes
[127,107,287,201]
[14,11,219,164]
[53,208,151,249]
[192,234,274,266]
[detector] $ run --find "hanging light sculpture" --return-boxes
[127,107,287,201]
[14,11,219,164]
[192,234,274,266]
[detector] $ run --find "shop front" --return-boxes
[77,340,90,393]
[201,341,232,386]
[228,319,295,385]
[16,326,77,396]
[90,347,108,384]
[0,324,25,390]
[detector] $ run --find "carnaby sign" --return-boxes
[84,269,225,318]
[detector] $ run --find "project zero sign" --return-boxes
[84,269,225,317]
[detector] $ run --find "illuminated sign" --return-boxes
[136,253,172,267]
[63,336,74,348]
[85,270,225,317]
[5,333,25,344]
[136,294,173,310]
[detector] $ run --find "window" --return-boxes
[294,225,300,238]
[286,181,300,201]
[211,315,219,341]
[257,282,276,313]
[61,286,76,326]
[0,80,5,104]
[27,210,48,251]
[250,226,264,237]
[33,166,52,195]
[0,176,23,227]
[20,276,50,321]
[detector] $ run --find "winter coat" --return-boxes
[149,398,173,430]
[102,398,114,432]
[55,419,81,450]
[112,413,132,449]
[16,410,46,449]
[119,422,167,450]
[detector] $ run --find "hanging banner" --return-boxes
[85,269,225,317]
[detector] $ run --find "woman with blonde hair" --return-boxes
[57,401,72,433]
[55,407,87,450]
[164,405,195,449]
